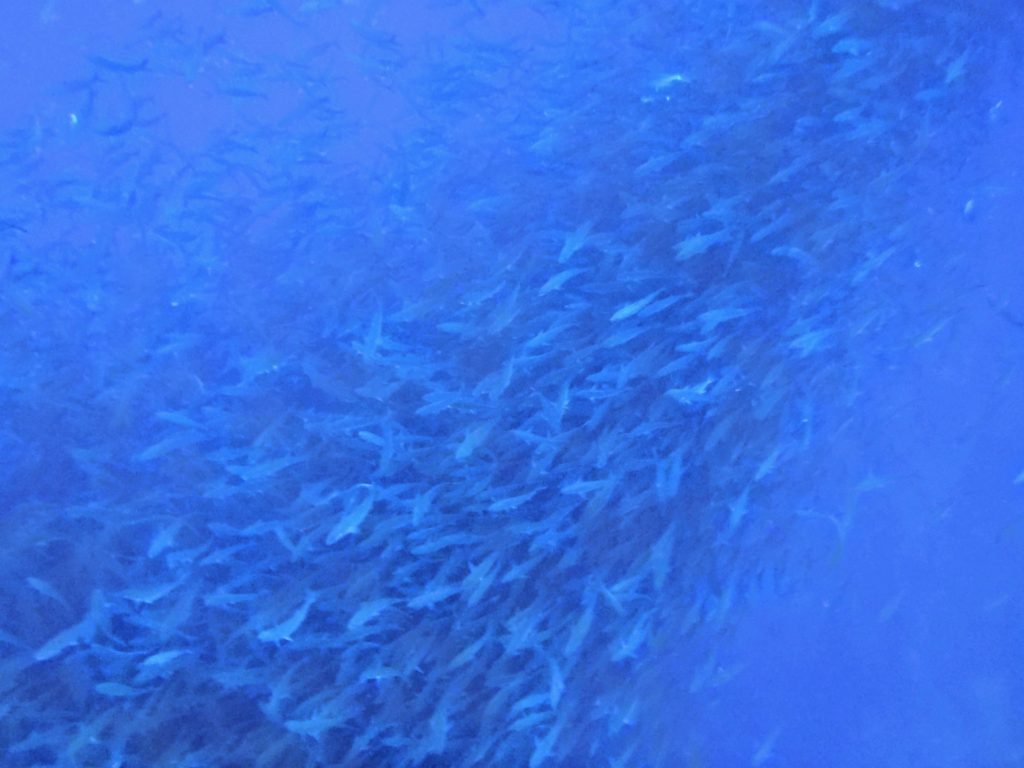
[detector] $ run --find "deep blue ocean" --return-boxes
[1,2,1022,766]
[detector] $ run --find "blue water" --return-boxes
[1,2,1021,766]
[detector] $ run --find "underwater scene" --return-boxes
[1,1,1022,766]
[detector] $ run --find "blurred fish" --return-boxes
[257,591,317,644]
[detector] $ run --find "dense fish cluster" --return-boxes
[0,0,1018,766]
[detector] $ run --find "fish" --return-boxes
[611,613,649,662]
[121,579,184,606]
[226,455,304,483]
[89,55,149,73]
[488,490,537,512]
[649,522,677,590]
[257,592,317,644]
[95,682,146,698]
[140,649,189,667]
[410,486,440,526]
[529,718,564,768]
[407,580,461,611]
[325,487,376,544]
[33,592,106,662]
[147,520,184,558]
[539,267,586,295]
[25,577,71,609]
[284,709,350,742]
[547,656,565,709]
[698,307,750,335]
[462,553,501,606]
[135,431,206,462]
[654,451,684,502]
[652,72,691,90]
[34,620,95,662]
[557,221,594,262]
[346,599,394,632]
[448,625,493,671]
[564,591,597,658]
[610,290,662,322]
[666,376,715,406]
[675,229,729,260]
[751,727,783,766]
[945,50,969,84]
[561,477,616,497]
[455,419,498,461]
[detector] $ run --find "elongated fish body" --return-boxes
[326,487,375,545]
[257,592,316,644]
[34,590,106,662]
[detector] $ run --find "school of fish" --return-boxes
[0,0,1018,766]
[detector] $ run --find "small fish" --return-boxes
[488,490,537,512]
[455,419,497,461]
[945,49,968,84]
[561,477,614,497]
[727,488,750,535]
[649,522,677,590]
[325,488,375,544]
[789,327,832,357]
[655,450,684,502]
[652,72,691,90]
[346,599,394,632]
[154,410,204,430]
[147,520,183,558]
[666,376,715,406]
[611,614,649,662]
[33,590,107,662]
[564,594,596,657]
[257,591,317,643]
[359,664,400,684]
[141,649,189,667]
[463,553,501,606]
[226,455,303,483]
[877,590,906,624]
[411,487,440,526]
[34,620,94,662]
[548,656,565,709]
[754,445,784,482]
[504,603,546,654]
[511,691,548,716]
[95,682,146,698]
[610,290,662,322]
[25,577,70,609]
[675,230,729,260]
[638,294,683,318]
[812,11,850,38]
[557,221,593,262]
[448,626,493,671]
[135,431,205,462]
[698,307,750,335]
[529,718,563,768]
[89,55,149,73]
[96,112,139,137]
[284,709,348,741]
[121,579,184,606]
[751,727,782,766]
[511,710,553,732]
[203,589,258,608]
[832,36,870,56]
[539,268,586,295]
[425,700,450,754]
